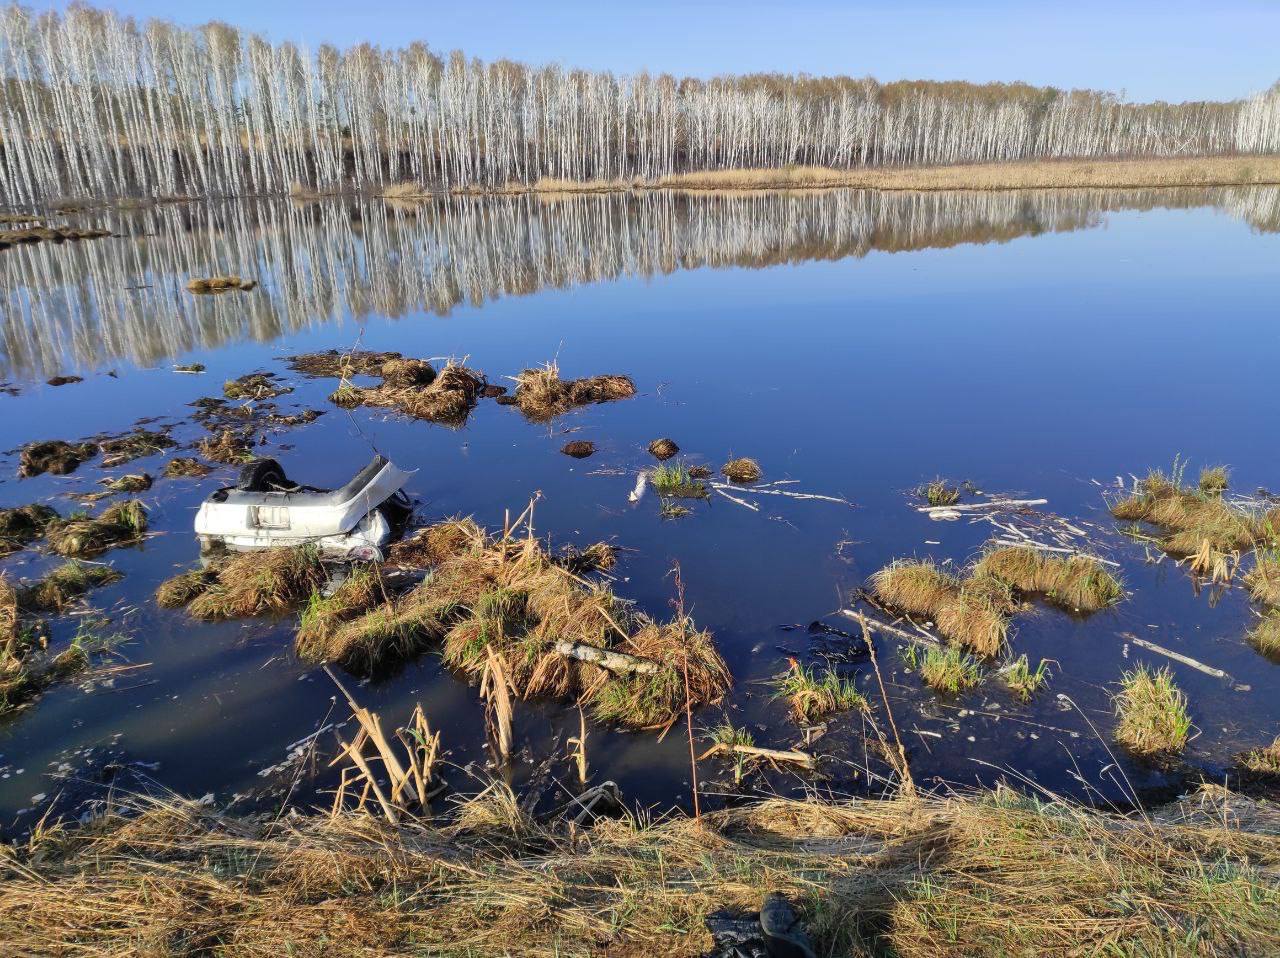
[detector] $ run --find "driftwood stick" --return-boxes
[713,487,760,511]
[710,483,851,505]
[1121,632,1242,687]
[553,640,661,674]
[840,608,942,647]
[990,537,1123,567]
[917,497,1048,514]
[698,742,815,769]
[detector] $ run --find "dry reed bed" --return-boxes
[1,783,1277,957]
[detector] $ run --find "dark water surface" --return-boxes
[1,186,1278,825]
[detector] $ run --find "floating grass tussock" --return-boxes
[186,275,257,293]
[1247,612,1280,659]
[773,663,867,723]
[1113,665,1192,758]
[1004,654,1051,702]
[921,478,960,506]
[198,428,256,464]
[98,429,176,466]
[18,561,122,613]
[918,644,984,694]
[285,349,404,379]
[18,439,98,477]
[1110,465,1267,558]
[2,781,1280,957]
[162,457,213,478]
[159,547,327,621]
[297,517,730,727]
[648,438,679,461]
[1238,736,1280,777]
[46,501,147,557]
[721,457,762,483]
[223,372,292,401]
[511,361,636,422]
[974,545,1123,613]
[871,559,961,619]
[651,461,709,499]
[1245,551,1280,607]
[339,359,486,425]
[1199,464,1230,495]
[560,440,595,459]
[0,503,59,556]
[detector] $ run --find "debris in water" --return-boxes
[561,440,595,459]
[98,429,176,467]
[173,363,205,374]
[721,458,762,484]
[198,428,256,464]
[46,376,83,387]
[157,546,327,620]
[0,504,60,556]
[648,438,679,461]
[284,349,403,378]
[19,439,99,477]
[223,373,293,401]
[163,458,213,479]
[511,361,636,422]
[17,561,122,613]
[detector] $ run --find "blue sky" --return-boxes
[45,0,1280,103]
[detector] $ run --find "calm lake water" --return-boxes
[1,186,1278,825]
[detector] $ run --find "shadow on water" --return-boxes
[0,185,1279,831]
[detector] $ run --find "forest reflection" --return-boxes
[3,185,1277,378]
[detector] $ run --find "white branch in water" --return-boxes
[840,609,942,648]
[627,472,648,504]
[710,483,852,505]
[698,742,815,769]
[553,640,660,675]
[916,498,1048,514]
[1121,632,1246,689]
[713,487,760,511]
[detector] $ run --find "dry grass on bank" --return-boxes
[2,783,1277,957]
[455,156,1280,197]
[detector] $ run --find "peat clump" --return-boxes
[0,504,60,556]
[186,275,257,293]
[561,440,595,459]
[19,440,99,477]
[46,375,83,387]
[648,438,679,461]
[223,373,292,401]
[721,457,762,483]
[511,362,636,422]
[162,457,213,479]
[98,429,176,467]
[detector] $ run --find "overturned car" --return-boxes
[194,455,413,561]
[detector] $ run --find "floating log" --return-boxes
[552,640,661,674]
[916,497,1048,514]
[1121,632,1246,689]
[698,742,815,769]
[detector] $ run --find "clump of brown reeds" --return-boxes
[186,275,257,293]
[46,501,147,557]
[1113,665,1192,758]
[935,576,1014,657]
[18,561,121,613]
[721,457,762,483]
[561,440,595,458]
[920,478,960,506]
[870,559,961,619]
[162,457,213,478]
[1199,465,1230,496]
[18,439,98,477]
[285,349,404,378]
[98,429,175,466]
[1238,736,1280,777]
[297,515,729,727]
[158,547,327,621]
[1247,612,1280,659]
[197,428,256,463]
[385,518,483,569]
[974,546,1124,613]
[0,577,92,714]
[511,361,636,422]
[0,503,59,556]
[555,542,617,575]
[648,438,679,460]
[2,777,1279,957]
[342,359,486,425]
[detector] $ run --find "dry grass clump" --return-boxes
[555,542,617,575]
[198,428,256,464]
[773,663,867,723]
[918,644,983,694]
[18,439,99,477]
[871,559,961,619]
[1,779,1279,957]
[1238,736,1280,777]
[98,429,175,466]
[920,478,960,506]
[935,576,1013,656]
[1247,613,1280,659]
[721,457,762,483]
[561,440,595,458]
[1199,465,1230,496]
[18,561,121,613]
[648,438,679,461]
[378,358,437,388]
[46,501,147,557]
[298,518,729,727]
[511,361,636,422]
[345,360,486,425]
[385,518,483,569]
[162,457,213,478]
[186,275,257,293]
[1110,467,1264,557]
[1004,654,1051,702]
[1113,665,1192,758]
[158,547,328,621]
[295,568,389,660]
[223,372,292,400]
[98,473,152,494]
[974,546,1123,613]
[1245,551,1280,607]
[0,503,59,556]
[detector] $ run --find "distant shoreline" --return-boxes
[427,155,1280,199]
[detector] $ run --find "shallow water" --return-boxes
[1,186,1278,826]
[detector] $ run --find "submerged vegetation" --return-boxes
[18,439,98,477]
[1113,665,1193,758]
[772,663,866,723]
[917,644,984,694]
[0,503,59,556]
[46,500,147,557]
[17,560,121,613]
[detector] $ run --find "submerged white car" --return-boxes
[194,455,414,561]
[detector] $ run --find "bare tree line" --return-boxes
[5,186,1276,376]
[3,4,1279,205]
